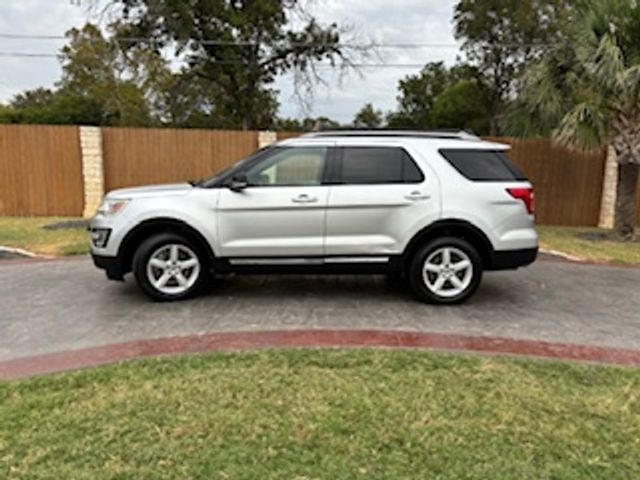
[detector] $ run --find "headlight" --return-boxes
[97,199,129,216]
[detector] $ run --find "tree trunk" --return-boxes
[613,163,639,240]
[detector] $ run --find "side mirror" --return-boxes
[226,174,248,192]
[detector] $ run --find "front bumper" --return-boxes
[488,247,538,271]
[92,253,125,281]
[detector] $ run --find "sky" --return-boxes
[0,0,460,123]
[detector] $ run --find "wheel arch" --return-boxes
[118,218,216,275]
[403,219,494,269]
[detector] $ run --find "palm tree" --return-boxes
[516,0,640,239]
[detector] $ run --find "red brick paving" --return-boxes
[1,329,639,379]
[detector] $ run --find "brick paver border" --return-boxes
[2,329,640,379]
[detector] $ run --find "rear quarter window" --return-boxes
[439,149,527,182]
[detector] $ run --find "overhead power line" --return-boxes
[0,52,57,58]
[0,52,453,68]
[0,33,463,48]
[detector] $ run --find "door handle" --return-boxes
[405,191,431,201]
[291,194,318,204]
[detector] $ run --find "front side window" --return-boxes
[245,147,327,186]
[339,147,424,184]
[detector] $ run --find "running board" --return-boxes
[229,257,390,266]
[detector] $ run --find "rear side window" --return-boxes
[439,149,527,181]
[338,147,424,184]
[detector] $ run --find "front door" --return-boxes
[217,146,330,257]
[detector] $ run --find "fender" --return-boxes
[402,219,494,268]
[117,217,217,275]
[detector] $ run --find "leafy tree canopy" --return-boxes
[454,0,574,134]
[353,103,383,128]
[110,0,358,129]
[430,80,490,134]
[386,62,489,134]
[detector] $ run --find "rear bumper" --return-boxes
[92,253,125,281]
[488,247,538,270]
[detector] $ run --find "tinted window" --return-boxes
[339,147,424,184]
[245,147,327,186]
[440,149,527,181]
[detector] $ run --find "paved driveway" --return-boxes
[1,256,639,361]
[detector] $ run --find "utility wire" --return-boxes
[0,33,461,47]
[0,33,549,48]
[0,52,451,68]
[0,52,57,58]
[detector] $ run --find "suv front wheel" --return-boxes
[133,233,208,301]
[408,237,483,304]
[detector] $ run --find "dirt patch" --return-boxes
[41,220,89,231]
[0,248,31,260]
[576,231,640,243]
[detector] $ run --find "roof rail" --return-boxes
[302,129,481,141]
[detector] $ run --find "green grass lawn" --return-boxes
[537,225,640,265]
[1,349,639,479]
[0,216,89,256]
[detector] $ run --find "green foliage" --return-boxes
[353,103,383,128]
[273,116,341,131]
[0,91,105,125]
[387,62,451,128]
[57,23,154,126]
[2,349,640,478]
[454,0,573,134]
[387,62,489,133]
[0,24,160,126]
[430,80,490,134]
[516,0,640,150]
[113,0,350,129]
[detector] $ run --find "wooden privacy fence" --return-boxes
[102,127,258,191]
[1,124,638,226]
[0,125,84,216]
[484,137,607,226]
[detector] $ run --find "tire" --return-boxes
[132,233,209,301]
[407,237,483,304]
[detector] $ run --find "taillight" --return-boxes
[506,187,535,215]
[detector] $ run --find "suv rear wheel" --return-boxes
[133,233,208,301]
[408,237,482,304]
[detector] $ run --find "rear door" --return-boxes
[325,145,440,256]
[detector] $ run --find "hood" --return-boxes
[107,183,193,199]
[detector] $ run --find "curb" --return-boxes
[2,330,640,379]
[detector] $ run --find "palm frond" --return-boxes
[621,64,640,107]
[590,34,626,91]
[519,57,567,120]
[553,102,610,151]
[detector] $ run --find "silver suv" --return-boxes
[90,130,538,304]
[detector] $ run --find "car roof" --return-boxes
[277,130,510,150]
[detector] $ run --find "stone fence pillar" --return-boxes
[79,126,105,218]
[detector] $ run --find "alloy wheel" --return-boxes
[422,246,473,298]
[146,244,201,295]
